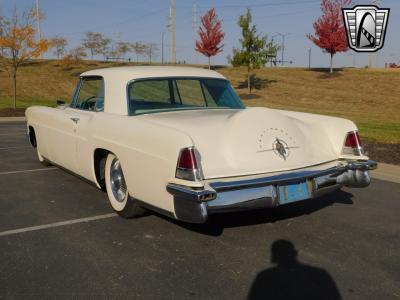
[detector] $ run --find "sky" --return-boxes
[1,0,399,68]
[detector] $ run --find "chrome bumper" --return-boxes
[167,160,377,223]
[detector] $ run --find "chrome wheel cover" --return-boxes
[110,158,127,202]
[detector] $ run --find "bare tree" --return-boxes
[69,46,87,61]
[51,36,67,59]
[82,32,101,59]
[144,43,158,64]
[115,41,130,59]
[106,46,118,60]
[0,7,50,108]
[97,36,111,61]
[130,42,146,62]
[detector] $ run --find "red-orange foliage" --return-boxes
[389,63,400,68]
[195,8,225,68]
[308,0,352,71]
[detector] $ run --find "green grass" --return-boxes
[1,60,399,143]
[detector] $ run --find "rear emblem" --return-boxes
[273,138,289,160]
[258,128,299,160]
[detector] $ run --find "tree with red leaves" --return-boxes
[195,8,225,69]
[308,0,352,73]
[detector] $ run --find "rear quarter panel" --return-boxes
[277,109,368,159]
[90,113,195,214]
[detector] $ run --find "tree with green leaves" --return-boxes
[230,9,278,93]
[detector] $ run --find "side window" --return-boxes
[72,77,104,111]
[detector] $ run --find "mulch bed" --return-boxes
[0,108,26,117]
[363,139,400,166]
[0,108,399,165]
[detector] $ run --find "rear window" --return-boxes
[127,77,244,115]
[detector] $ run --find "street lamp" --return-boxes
[276,32,290,66]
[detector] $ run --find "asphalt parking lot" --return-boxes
[0,122,399,299]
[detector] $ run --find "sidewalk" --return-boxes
[371,163,400,184]
[0,116,399,183]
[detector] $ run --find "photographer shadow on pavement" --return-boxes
[248,240,342,300]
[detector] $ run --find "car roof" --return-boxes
[81,66,226,82]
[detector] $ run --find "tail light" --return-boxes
[342,131,363,156]
[175,147,202,181]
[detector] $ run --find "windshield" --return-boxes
[127,77,245,115]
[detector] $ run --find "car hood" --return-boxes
[140,108,338,179]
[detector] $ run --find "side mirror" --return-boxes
[56,100,66,106]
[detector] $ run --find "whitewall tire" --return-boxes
[104,153,146,218]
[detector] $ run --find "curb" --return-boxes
[0,117,26,122]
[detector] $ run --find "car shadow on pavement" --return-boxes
[248,239,342,300]
[170,189,354,236]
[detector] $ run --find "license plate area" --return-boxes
[278,181,311,205]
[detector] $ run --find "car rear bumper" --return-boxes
[166,160,377,223]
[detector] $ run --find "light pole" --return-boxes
[35,0,42,58]
[162,32,164,64]
[193,3,198,65]
[276,32,290,66]
[368,0,379,67]
[271,34,278,67]
[169,0,176,64]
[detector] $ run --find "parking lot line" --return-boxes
[0,124,26,127]
[0,167,58,176]
[0,146,31,151]
[0,213,117,237]
[0,132,26,136]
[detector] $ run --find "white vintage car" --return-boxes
[26,66,376,223]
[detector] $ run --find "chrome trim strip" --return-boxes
[209,167,344,192]
[346,160,377,171]
[166,184,217,202]
[209,160,376,191]
[207,185,277,210]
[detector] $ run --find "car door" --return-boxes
[44,84,81,173]
[67,76,105,180]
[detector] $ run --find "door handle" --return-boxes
[70,117,80,124]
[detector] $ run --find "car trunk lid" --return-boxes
[141,107,338,179]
